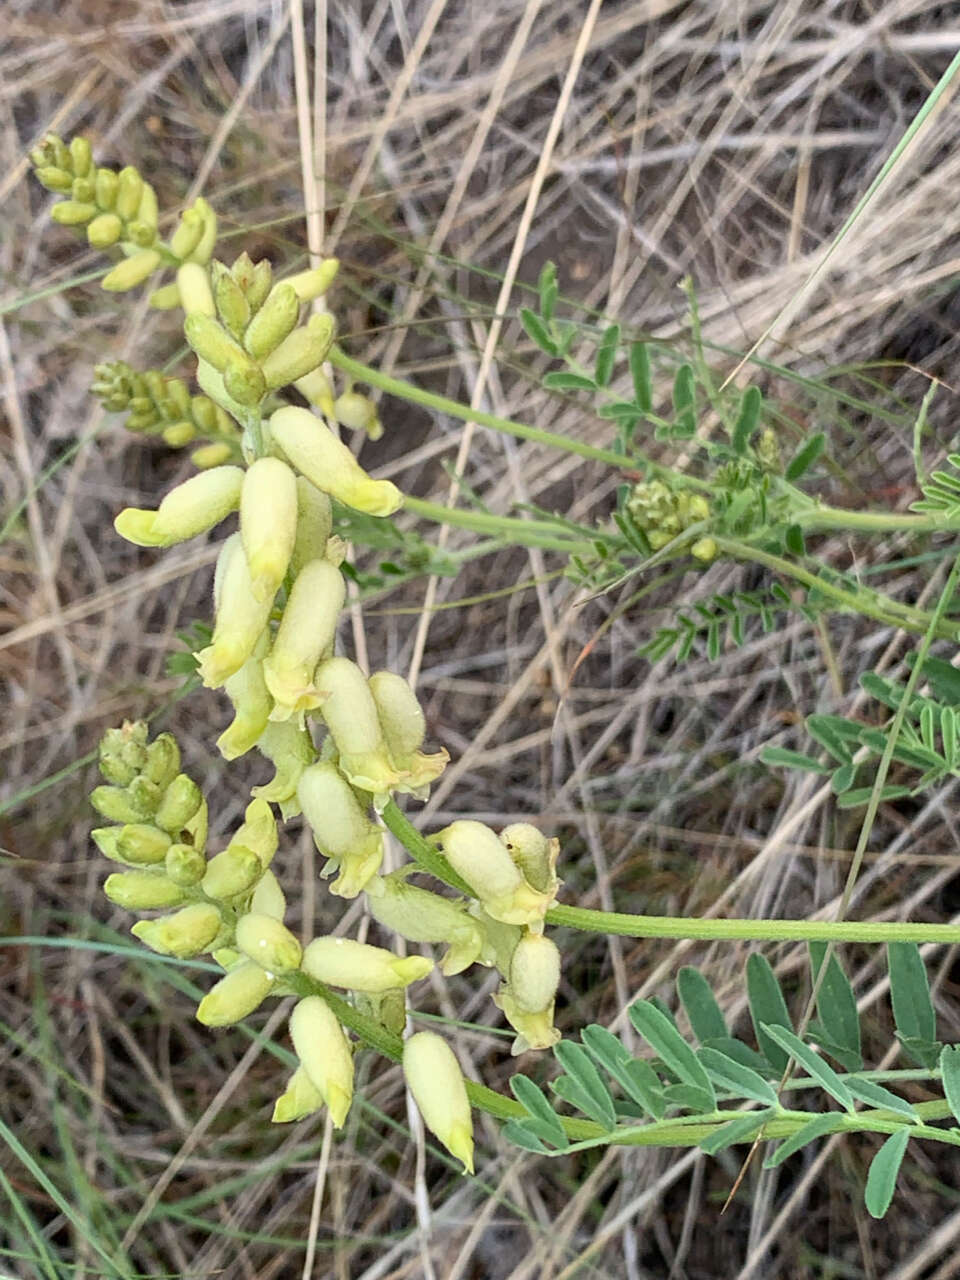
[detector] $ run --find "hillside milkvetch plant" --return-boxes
[31,132,960,1213]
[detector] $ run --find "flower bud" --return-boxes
[51,200,96,226]
[224,358,266,407]
[365,874,484,976]
[314,658,399,800]
[86,213,122,248]
[115,465,244,548]
[127,774,161,815]
[302,936,432,993]
[170,207,205,260]
[94,167,119,209]
[403,1033,474,1174]
[197,535,275,688]
[272,1065,324,1123]
[251,719,315,819]
[240,458,298,602]
[142,733,181,788]
[101,249,161,292]
[154,774,203,834]
[71,176,95,203]
[270,406,403,518]
[239,875,279,927]
[435,821,557,927]
[176,262,215,317]
[116,823,171,865]
[165,842,207,886]
[288,996,354,1128]
[35,166,72,192]
[499,823,560,894]
[231,797,279,869]
[262,560,345,720]
[191,442,234,469]
[145,278,179,308]
[284,260,339,301]
[98,722,148,785]
[289,478,333,579]
[235,912,302,973]
[184,197,217,264]
[493,933,562,1054]
[68,135,92,177]
[260,314,335,390]
[294,368,336,419]
[246,259,273,311]
[103,871,187,910]
[184,314,251,376]
[334,391,382,441]
[131,903,222,958]
[182,796,208,855]
[196,961,274,1026]
[690,537,717,563]
[217,647,272,761]
[297,761,383,896]
[126,219,157,248]
[243,282,299,359]
[201,844,263,901]
[90,784,152,825]
[91,827,125,863]
[115,166,143,219]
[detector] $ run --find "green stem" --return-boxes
[380,802,960,945]
[402,495,599,554]
[329,346,637,471]
[714,536,960,642]
[795,505,960,535]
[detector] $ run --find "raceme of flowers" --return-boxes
[35,134,564,1170]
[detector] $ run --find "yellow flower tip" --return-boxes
[197,642,249,690]
[271,1067,324,1124]
[447,1124,475,1175]
[326,1083,352,1129]
[114,508,163,547]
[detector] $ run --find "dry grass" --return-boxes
[4,1,960,1276]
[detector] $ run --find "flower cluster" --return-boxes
[39,133,568,1175]
[627,478,716,562]
[91,360,241,467]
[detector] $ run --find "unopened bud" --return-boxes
[191,442,234,469]
[87,213,123,248]
[98,722,148,785]
[115,166,143,219]
[196,961,274,1026]
[288,996,354,1128]
[142,733,181,787]
[116,823,171,865]
[243,282,298,359]
[51,200,96,226]
[335,391,382,440]
[90,784,152,825]
[176,262,215,317]
[302,936,432,993]
[201,844,263,901]
[403,1032,474,1173]
[212,262,251,338]
[170,207,205,260]
[101,248,161,292]
[184,314,251,375]
[148,282,182,310]
[68,136,93,177]
[260,314,336,390]
[235,913,302,973]
[165,842,207,885]
[103,871,187,911]
[154,774,203,834]
[95,168,119,208]
[270,406,403,518]
[184,197,217,265]
[132,903,222,958]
